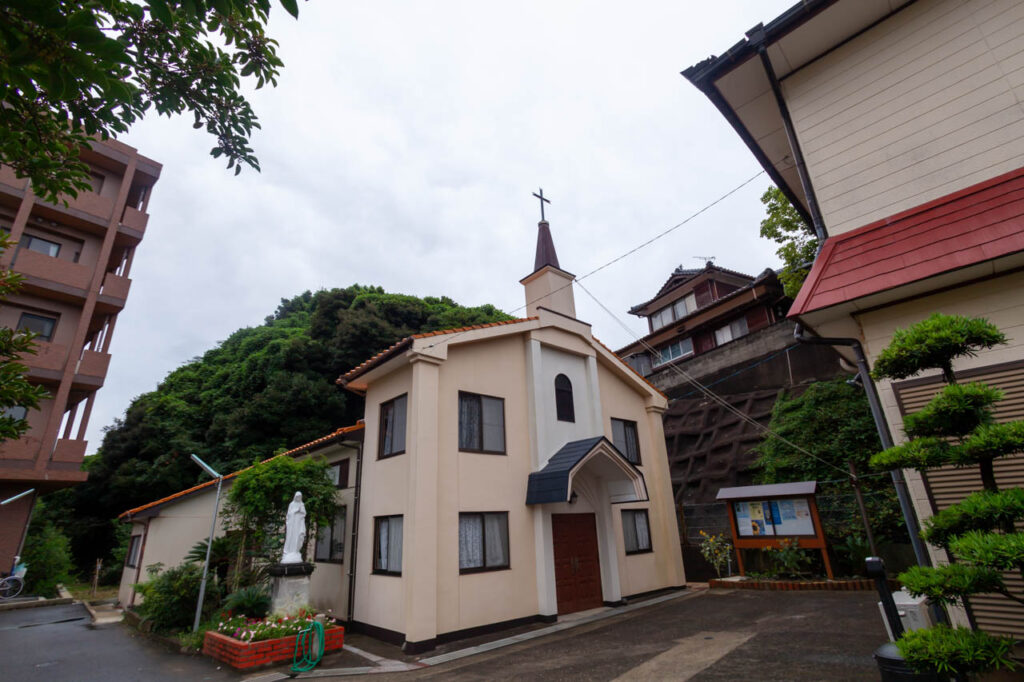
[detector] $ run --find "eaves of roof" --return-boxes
[118,422,365,520]
[629,264,755,315]
[337,317,537,386]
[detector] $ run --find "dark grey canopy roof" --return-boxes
[526,436,644,505]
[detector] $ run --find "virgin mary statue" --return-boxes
[281,492,307,564]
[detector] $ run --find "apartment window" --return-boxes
[126,535,143,568]
[458,392,505,453]
[19,234,60,258]
[554,374,575,422]
[373,515,403,575]
[611,418,640,464]
[315,506,347,563]
[378,394,407,458]
[18,312,56,341]
[1,406,28,421]
[459,512,509,573]
[714,318,749,346]
[328,459,350,488]
[622,510,652,555]
[651,292,698,331]
[656,337,693,366]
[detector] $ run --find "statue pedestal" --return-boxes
[268,562,315,615]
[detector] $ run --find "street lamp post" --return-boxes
[190,454,223,633]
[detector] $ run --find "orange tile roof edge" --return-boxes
[337,317,537,385]
[118,423,365,520]
[592,336,669,400]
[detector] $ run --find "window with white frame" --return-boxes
[458,392,505,453]
[373,515,403,575]
[328,459,350,488]
[622,509,652,554]
[458,512,509,573]
[611,418,641,464]
[656,337,694,366]
[651,292,698,331]
[714,317,749,346]
[315,506,346,562]
[378,394,407,458]
[19,233,60,258]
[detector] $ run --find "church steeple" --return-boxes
[520,204,576,319]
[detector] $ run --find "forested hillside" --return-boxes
[49,285,512,574]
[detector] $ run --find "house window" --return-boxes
[651,293,698,331]
[1,406,28,421]
[378,394,407,458]
[554,374,575,422]
[611,418,640,464]
[126,535,143,568]
[19,234,61,258]
[315,506,347,563]
[459,512,509,573]
[651,307,673,330]
[18,312,56,341]
[373,515,403,575]
[458,392,505,453]
[714,318,749,346]
[656,337,693,366]
[622,509,652,554]
[328,459,350,488]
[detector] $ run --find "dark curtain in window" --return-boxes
[555,374,575,422]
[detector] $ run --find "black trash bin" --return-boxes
[875,642,942,681]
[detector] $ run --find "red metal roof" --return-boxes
[790,167,1024,316]
[118,423,365,519]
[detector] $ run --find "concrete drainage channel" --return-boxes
[247,588,704,680]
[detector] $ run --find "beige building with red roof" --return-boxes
[685,0,1024,637]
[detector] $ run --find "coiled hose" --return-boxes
[291,620,325,673]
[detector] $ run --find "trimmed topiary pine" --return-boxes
[869,313,1022,678]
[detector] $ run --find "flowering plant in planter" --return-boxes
[216,611,316,643]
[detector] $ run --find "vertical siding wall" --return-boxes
[783,0,1024,236]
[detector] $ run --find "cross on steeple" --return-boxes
[532,188,551,222]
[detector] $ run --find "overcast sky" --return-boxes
[90,0,797,450]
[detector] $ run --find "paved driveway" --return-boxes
[0,603,237,682]
[370,589,889,681]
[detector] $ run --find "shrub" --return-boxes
[134,563,221,632]
[223,585,271,619]
[20,514,74,598]
[698,531,733,578]
[898,625,1016,676]
[761,538,810,578]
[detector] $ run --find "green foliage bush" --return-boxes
[871,314,1005,383]
[897,625,1016,676]
[698,531,732,578]
[135,563,221,632]
[223,585,271,620]
[922,489,1024,548]
[902,383,1001,439]
[761,538,811,578]
[20,506,74,598]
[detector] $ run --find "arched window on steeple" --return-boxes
[554,374,575,423]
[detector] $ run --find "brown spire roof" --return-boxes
[534,220,561,271]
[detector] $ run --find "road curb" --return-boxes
[0,596,74,612]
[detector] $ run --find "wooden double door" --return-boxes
[552,513,603,614]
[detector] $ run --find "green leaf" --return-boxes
[278,0,299,18]
[147,0,174,25]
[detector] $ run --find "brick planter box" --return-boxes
[709,578,901,591]
[203,626,344,670]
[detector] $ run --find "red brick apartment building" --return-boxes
[0,140,160,570]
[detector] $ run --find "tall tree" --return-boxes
[759,186,817,299]
[0,0,300,203]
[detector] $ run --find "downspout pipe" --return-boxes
[792,323,931,569]
[346,441,363,625]
[748,25,828,245]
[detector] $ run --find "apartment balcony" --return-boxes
[51,438,88,464]
[76,348,110,382]
[61,190,114,224]
[121,205,148,233]
[22,340,69,376]
[0,435,41,462]
[100,272,130,301]
[0,165,28,193]
[14,249,93,293]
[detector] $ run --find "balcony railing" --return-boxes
[61,190,114,223]
[121,205,148,232]
[76,348,111,380]
[0,435,41,461]
[14,249,93,291]
[22,340,69,374]
[100,272,131,301]
[51,438,87,464]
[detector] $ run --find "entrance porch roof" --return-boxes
[526,436,647,505]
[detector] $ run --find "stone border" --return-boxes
[709,578,901,591]
[203,626,345,670]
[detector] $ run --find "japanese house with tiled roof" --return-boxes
[336,218,684,653]
[685,0,1024,637]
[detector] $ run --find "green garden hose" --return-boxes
[291,620,325,673]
